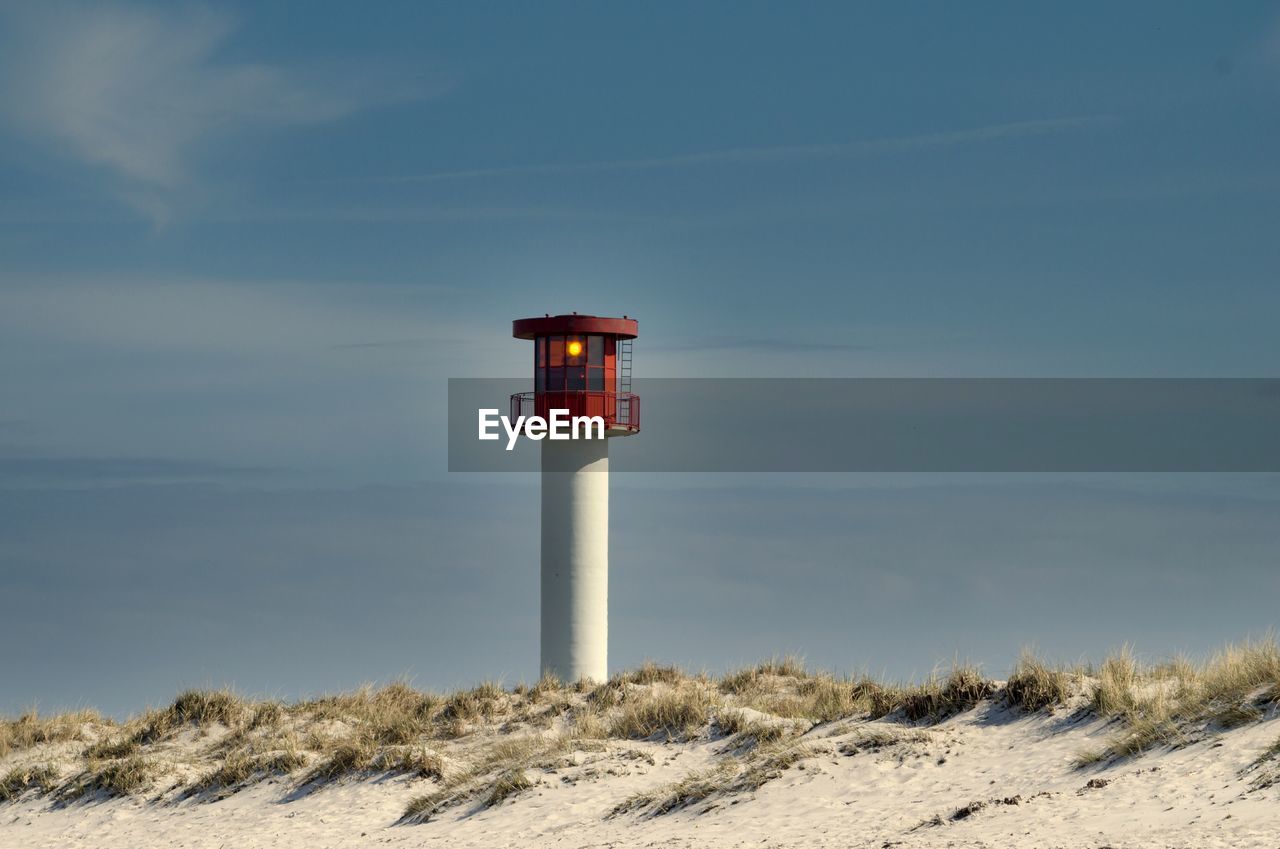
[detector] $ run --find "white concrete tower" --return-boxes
[511,314,639,683]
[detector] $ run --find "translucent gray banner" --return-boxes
[448,378,1280,472]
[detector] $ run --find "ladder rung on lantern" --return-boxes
[618,337,633,426]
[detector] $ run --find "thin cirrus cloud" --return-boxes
[0,2,431,224]
[0,456,280,489]
[367,115,1113,184]
[0,275,470,357]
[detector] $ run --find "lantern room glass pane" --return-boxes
[537,337,546,367]
[548,336,564,367]
[565,335,585,365]
[587,335,603,365]
[547,367,564,390]
[535,368,545,392]
[587,367,604,391]
[567,368,586,390]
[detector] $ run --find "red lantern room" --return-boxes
[511,313,640,435]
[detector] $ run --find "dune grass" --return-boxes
[898,665,996,722]
[836,726,932,756]
[613,739,821,816]
[0,709,100,759]
[192,747,309,795]
[65,754,155,799]
[486,768,536,806]
[1075,637,1280,766]
[0,763,60,800]
[717,710,797,746]
[1245,735,1280,790]
[1005,652,1076,712]
[3,636,1277,809]
[607,685,718,741]
[613,761,738,816]
[401,733,573,822]
[84,736,140,760]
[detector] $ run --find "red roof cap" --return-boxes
[512,314,638,340]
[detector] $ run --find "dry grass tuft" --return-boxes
[721,666,885,725]
[733,741,817,793]
[192,747,307,795]
[192,750,258,794]
[1212,703,1262,729]
[367,710,431,746]
[1077,636,1280,766]
[608,685,717,741]
[0,763,60,800]
[853,678,909,719]
[0,709,99,758]
[719,663,998,726]
[84,736,139,760]
[485,768,535,806]
[402,785,460,822]
[616,662,687,687]
[1072,748,1109,768]
[1245,736,1280,790]
[67,754,154,798]
[567,705,609,740]
[373,746,445,779]
[615,740,818,816]
[756,656,810,679]
[1091,647,1142,717]
[402,733,568,823]
[248,701,285,730]
[717,710,793,746]
[837,726,932,756]
[304,737,378,783]
[614,761,737,815]
[130,690,244,743]
[1006,652,1074,712]
[302,729,447,785]
[170,690,243,726]
[719,656,808,696]
[441,682,503,726]
[900,666,996,722]
[529,674,563,699]
[1198,638,1280,715]
[795,676,863,722]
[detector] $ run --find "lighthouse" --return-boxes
[511,314,640,683]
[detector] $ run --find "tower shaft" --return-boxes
[540,436,609,683]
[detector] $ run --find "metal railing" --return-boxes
[509,391,640,433]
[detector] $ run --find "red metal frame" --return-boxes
[513,314,637,340]
[509,391,640,434]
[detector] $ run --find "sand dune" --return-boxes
[3,655,1279,847]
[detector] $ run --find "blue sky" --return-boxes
[2,2,1279,716]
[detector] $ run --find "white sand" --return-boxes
[4,703,1278,848]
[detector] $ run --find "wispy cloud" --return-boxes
[328,339,438,351]
[368,115,1112,184]
[0,2,428,223]
[0,456,281,489]
[0,273,497,483]
[659,336,873,354]
[0,275,469,356]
